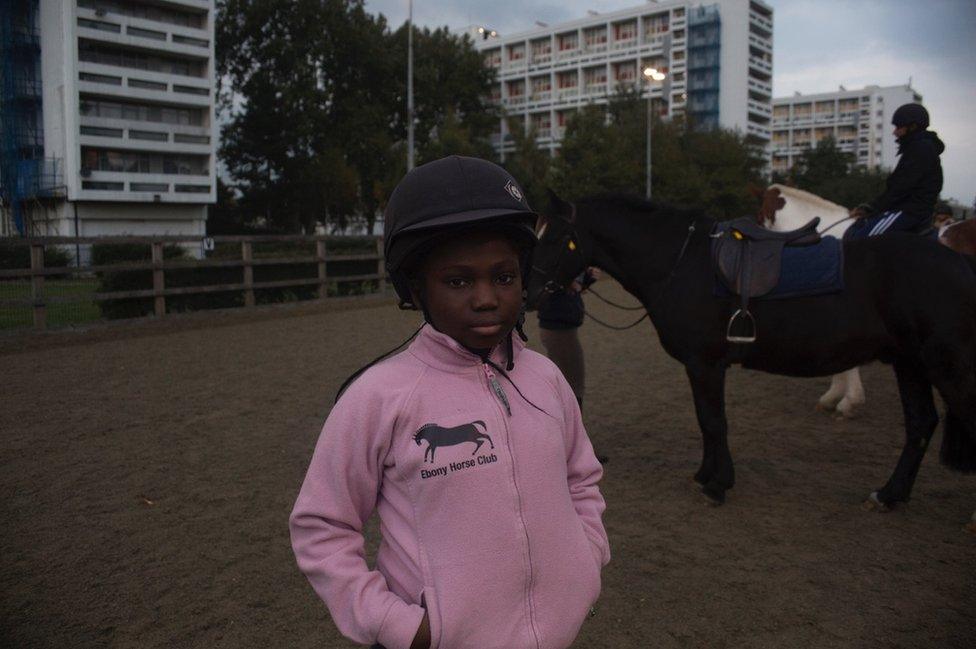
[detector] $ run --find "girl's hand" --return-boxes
[409,612,430,649]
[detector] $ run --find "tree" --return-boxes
[549,90,765,219]
[501,117,551,212]
[778,137,889,208]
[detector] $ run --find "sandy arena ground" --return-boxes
[1,282,974,648]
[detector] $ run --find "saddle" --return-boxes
[712,216,821,343]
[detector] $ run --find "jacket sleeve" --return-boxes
[869,139,935,214]
[556,377,611,568]
[289,382,425,649]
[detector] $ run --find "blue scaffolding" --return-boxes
[1,0,64,235]
[687,5,721,132]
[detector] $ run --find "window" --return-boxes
[175,184,210,193]
[78,18,120,32]
[78,0,205,29]
[130,182,169,192]
[78,98,206,126]
[129,130,168,141]
[80,126,123,138]
[79,72,122,85]
[128,78,167,91]
[173,85,209,96]
[82,181,124,190]
[172,35,209,48]
[127,26,166,41]
[174,133,210,144]
[81,147,209,175]
[78,40,206,77]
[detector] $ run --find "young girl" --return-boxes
[290,156,609,649]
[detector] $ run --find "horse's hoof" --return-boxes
[836,401,859,419]
[862,492,890,513]
[815,402,835,413]
[700,485,725,506]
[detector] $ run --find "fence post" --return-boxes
[316,239,328,300]
[30,243,46,330]
[151,242,165,317]
[242,240,254,307]
[375,237,386,295]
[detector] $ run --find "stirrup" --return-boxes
[726,308,757,343]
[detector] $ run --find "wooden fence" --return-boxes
[0,234,387,330]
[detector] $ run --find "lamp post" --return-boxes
[407,0,415,171]
[642,66,666,200]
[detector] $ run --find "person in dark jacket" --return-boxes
[846,103,945,239]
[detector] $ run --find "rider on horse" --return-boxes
[846,103,945,239]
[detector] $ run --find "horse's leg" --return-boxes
[816,372,847,412]
[836,367,866,418]
[484,434,494,449]
[686,363,734,504]
[471,439,484,455]
[426,446,434,463]
[869,360,938,508]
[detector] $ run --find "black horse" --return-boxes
[414,421,493,463]
[528,192,976,512]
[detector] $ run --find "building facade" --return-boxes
[0,0,216,241]
[474,0,774,158]
[771,84,922,174]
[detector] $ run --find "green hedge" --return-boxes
[0,241,73,277]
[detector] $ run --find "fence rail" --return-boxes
[0,234,388,330]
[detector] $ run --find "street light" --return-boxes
[407,0,415,171]
[642,66,667,200]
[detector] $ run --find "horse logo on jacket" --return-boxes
[413,421,494,463]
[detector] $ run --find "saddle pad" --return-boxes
[714,235,844,300]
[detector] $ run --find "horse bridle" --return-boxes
[529,205,588,296]
[531,203,700,331]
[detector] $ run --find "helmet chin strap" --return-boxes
[416,290,525,371]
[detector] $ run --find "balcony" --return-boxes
[584,83,607,96]
[504,95,526,106]
[748,33,772,52]
[530,90,552,102]
[749,12,773,35]
[611,37,638,51]
[530,53,552,66]
[814,112,836,123]
[76,7,212,61]
[556,87,579,100]
[535,128,552,140]
[555,48,579,61]
[77,62,211,107]
[748,55,772,74]
[748,99,772,117]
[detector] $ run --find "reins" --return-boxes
[817,215,855,236]
[581,220,699,331]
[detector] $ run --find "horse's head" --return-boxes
[756,186,786,227]
[526,189,589,310]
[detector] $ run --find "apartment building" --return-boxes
[771,84,922,174]
[474,0,774,158]
[0,0,216,240]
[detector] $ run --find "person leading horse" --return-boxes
[846,103,945,239]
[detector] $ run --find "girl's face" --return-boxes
[418,231,523,351]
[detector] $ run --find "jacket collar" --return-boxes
[408,324,523,373]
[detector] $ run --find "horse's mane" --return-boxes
[770,183,847,213]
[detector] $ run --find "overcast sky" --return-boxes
[365,0,976,205]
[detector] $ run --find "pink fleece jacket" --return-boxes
[290,324,609,649]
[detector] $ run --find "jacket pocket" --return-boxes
[422,587,442,649]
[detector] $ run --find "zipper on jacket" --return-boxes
[483,362,541,648]
[483,364,512,416]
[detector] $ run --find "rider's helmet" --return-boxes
[384,155,538,310]
[892,103,929,130]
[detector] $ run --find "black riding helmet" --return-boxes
[384,155,538,310]
[892,103,929,130]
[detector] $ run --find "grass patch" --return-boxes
[0,279,101,330]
